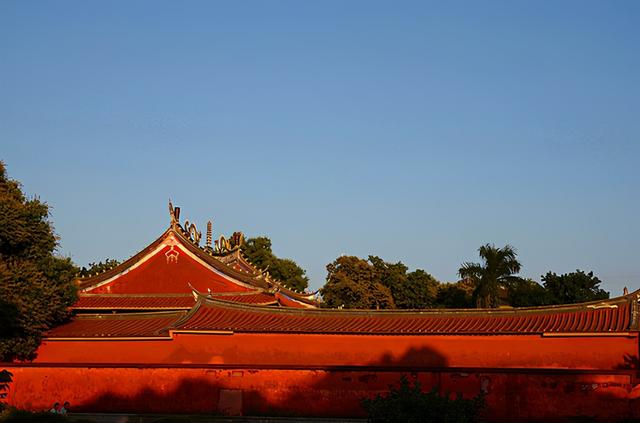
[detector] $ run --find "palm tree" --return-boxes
[458,244,522,308]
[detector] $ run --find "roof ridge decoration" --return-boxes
[168,199,180,229]
[205,221,213,250]
[166,202,317,302]
[169,200,244,256]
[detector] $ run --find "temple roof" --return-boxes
[47,289,640,339]
[74,203,318,309]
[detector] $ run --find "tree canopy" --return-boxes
[458,244,522,308]
[321,255,439,309]
[434,280,474,308]
[320,255,395,309]
[0,162,78,361]
[241,236,309,291]
[506,278,549,307]
[78,258,121,278]
[542,270,609,304]
[318,245,614,310]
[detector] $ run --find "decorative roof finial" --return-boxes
[168,199,180,228]
[231,231,244,248]
[624,287,629,295]
[184,220,202,245]
[206,221,212,248]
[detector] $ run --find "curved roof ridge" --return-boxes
[275,291,317,309]
[189,285,279,307]
[209,290,269,297]
[194,288,639,317]
[171,228,273,290]
[77,228,171,289]
[78,293,193,298]
[268,279,320,301]
[72,310,188,320]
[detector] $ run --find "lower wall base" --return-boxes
[3,365,640,422]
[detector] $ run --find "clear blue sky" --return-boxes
[2,1,639,293]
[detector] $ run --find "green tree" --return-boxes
[458,244,522,308]
[542,270,609,305]
[371,257,439,309]
[0,162,77,361]
[241,236,309,291]
[78,258,121,277]
[369,256,409,298]
[402,269,440,309]
[320,255,395,309]
[321,255,439,309]
[435,281,474,308]
[506,278,549,307]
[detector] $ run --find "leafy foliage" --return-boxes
[459,244,522,308]
[542,270,609,305]
[506,278,549,307]
[362,375,485,423]
[321,256,395,309]
[370,257,439,309]
[435,280,474,308]
[0,162,77,361]
[78,259,121,278]
[241,236,309,291]
[320,245,614,310]
[321,255,439,309]
[402,269,440,309]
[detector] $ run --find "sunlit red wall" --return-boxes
[33,332,638,370]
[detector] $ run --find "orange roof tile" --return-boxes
[46,312,184,338]
[177,295,634,335]
[209,292,278,305]
[74,295,196,310]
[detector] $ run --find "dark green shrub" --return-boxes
[362,375,485,423]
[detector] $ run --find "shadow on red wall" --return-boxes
[7,350,640,421]
[70,346,449,417]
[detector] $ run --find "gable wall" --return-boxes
[84,244,253,294]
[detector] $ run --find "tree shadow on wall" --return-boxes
[241,350,640,422]
[24,348,640,421]
[60,345,449,419]
[74,376,265,417]
[241,345,453,418]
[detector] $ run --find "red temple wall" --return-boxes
[3,365,639,421]
[34,332,638,370]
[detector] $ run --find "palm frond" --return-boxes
[458,262,483,280]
